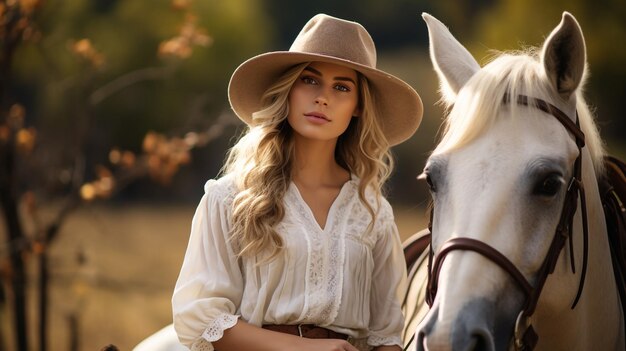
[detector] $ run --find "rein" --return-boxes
[425,94,589,351]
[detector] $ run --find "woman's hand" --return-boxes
[212,320,360,351]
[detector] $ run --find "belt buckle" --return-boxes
[297,324,304,337]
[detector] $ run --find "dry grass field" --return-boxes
[5,202,427,350]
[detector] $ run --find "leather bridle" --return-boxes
[425,95,589,351]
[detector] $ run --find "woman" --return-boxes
[172,14,423,351]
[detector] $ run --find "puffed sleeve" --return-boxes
[368,200,407,348]
[172,179,243,350]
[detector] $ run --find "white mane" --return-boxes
[433,51,606,176]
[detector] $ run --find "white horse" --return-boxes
[411,12,625,351]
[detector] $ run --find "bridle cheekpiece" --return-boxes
[425,94,588,351]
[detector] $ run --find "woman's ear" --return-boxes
[352,107,361,118]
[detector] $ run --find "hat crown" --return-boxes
[289,14,377,68]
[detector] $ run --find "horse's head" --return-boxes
[416,12,608,350]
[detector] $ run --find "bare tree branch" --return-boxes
[89,66,175,106]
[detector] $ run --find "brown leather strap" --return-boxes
[426,237,533,306]
[504,94,585,148]
[423,94,590,350]
[520,325,539,351]
[262,324,349,340]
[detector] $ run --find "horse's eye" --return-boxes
[418,172,437,193]
[533,173,564,197]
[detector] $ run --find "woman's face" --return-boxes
[287,61,360,143]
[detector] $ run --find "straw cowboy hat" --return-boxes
[228,13,423,146]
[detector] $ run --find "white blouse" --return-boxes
[172,174,407,351]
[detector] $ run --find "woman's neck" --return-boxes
[291,137,349,188]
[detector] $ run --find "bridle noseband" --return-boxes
[425,95,588,351]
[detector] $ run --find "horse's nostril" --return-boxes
[467,329,496,351]
[472,336,487,351]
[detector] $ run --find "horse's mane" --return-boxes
[433,49,605,176]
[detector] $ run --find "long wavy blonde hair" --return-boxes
[223,62,393,260]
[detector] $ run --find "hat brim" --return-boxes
[228,51,423,146]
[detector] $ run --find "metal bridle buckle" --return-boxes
[514,311,531,349]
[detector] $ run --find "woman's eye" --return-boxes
[533,173,564,197]
[334,84,350,92]
[301,77,317,85]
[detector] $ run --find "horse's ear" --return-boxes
[422,13,480,105]
[541,12,586,100]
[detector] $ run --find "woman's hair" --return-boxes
[223,62,393,260]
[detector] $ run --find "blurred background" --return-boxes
[0,0,624,350]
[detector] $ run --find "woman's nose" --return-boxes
[315,90,329,106]
[315,97,328,106]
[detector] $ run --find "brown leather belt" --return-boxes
[262,324,349,340]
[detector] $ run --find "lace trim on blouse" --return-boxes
[368,334,403,347]
[191,314,239,351]
[345,191,379,248]
[191,338,213,351]
[287,181,355,325]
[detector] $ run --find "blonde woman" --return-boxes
[172,14,423,351]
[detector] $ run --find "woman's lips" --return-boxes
[304,112,330,123]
